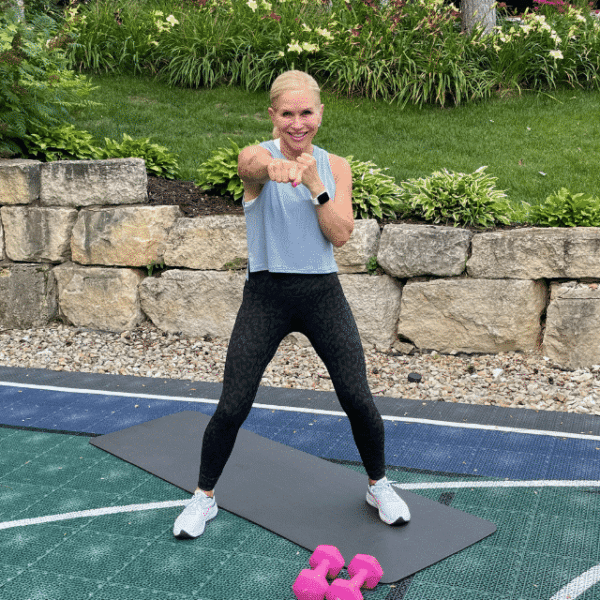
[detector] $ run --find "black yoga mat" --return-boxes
[90,410,496,584]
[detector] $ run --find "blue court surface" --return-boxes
[1,364,600,600]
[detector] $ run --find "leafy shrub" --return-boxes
[24,0,64,21]
[528,188,600,226]
[100,134,180,179]
[0,9,95,157]
[195,141,405,219]
[64,0,600,107]
[195,139,250,201]
[397,167,512,228]
[24,125,180,179]
[346,156,404,220]
[25,123,103,161]
[487,8,600,93]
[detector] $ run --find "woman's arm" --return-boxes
[296,152,354,248]
[238,144,304,202]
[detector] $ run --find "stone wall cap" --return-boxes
[474,227,600,237]
[0,159,42,166]
[43,158,145,167]
[550,280,600,300]
[383,223,471,233]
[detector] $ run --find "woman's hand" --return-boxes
[294,153,324,198]
[267,158,304,188]
[266,154,324,197]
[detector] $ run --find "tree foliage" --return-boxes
[0,5,95,157]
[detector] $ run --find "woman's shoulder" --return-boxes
[326,152,351,177]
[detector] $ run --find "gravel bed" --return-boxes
[1,322,599,415]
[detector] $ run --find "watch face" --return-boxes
[318,192,330,204]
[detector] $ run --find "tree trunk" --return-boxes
[461,0,496,35]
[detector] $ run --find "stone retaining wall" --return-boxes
[2,158,600,370]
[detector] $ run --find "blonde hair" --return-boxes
[270,70,321,139]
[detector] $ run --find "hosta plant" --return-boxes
[25,125,180,179]
[25,124,103,161]
[528,188,600,227]
[195,139,255,201]
[346,156,404,220]
[100,134,180,179]
[397,166,512,228]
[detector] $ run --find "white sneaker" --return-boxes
[173,490,218,538]
[366,477,411,525]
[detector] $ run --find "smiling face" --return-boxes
[268,87,324,160]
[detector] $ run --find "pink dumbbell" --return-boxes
[292,545,345,600]
[326,554,383,600]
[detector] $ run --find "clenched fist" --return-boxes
[266,153,323,197]
[267,159,305,187]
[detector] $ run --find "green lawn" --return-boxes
[71,73,600,217]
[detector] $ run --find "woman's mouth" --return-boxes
[288,132,307,142]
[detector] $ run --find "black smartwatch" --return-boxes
[311,191,330,205]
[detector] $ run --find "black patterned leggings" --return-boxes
[197,270,386,491]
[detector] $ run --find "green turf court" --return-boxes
[1,370,600,600]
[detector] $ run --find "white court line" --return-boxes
[0,500,187,531]
[550,565,600,600]
[1,482,599,600]
[2,379,600,441]
[393,479,600,491]
[2,479,599,532]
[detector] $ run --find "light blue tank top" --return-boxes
[243,139,338,278]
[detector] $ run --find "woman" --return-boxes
[173,70,410,539]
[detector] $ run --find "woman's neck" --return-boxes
[278,139,313,161]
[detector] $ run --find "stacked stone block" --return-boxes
[1,157,600,369]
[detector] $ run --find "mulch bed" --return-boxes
[146,176,528,231]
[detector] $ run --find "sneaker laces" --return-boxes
[371,478,397,499]
[187,490,214,513]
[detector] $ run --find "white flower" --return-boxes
[520,24,532,34]
[166,14,179,26]
[247,0,258,11]
[575,14,586,22]
[262,1,272,10]
[316,27,333,40]
[302,23,312,32]
[301,41,319,52]
[549,49,564,59]
[277,51,285,57]
[287,40,303,53]
[153,10,164,16]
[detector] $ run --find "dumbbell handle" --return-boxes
[326,568,370,600]
[313,558,334,579]
[349,568,369,588]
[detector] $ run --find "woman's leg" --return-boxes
[298,276,386,482]
[197,279,293,491]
